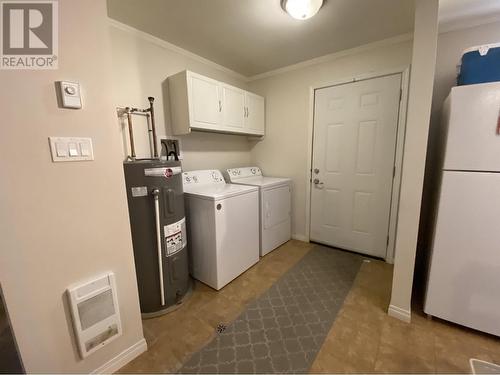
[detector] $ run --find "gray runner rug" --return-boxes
[179,245,363,374]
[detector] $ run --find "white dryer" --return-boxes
[226,167,291,256]
[182,170,260,290]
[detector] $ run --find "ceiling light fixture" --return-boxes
[281,0,324,20]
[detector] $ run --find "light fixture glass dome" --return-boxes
[282,0,324,20]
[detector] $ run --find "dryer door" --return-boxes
[263,185,291,229]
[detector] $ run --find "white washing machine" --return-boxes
[226,167,291,256]
[182,169,260,290]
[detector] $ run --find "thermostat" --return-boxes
[58,81,82,109]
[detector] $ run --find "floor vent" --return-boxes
[216,323,227,334]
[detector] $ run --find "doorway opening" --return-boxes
[0,287,24,374]
[306,69,409,262]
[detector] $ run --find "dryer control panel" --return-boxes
[226,167,262,180]
[183,170,225,186]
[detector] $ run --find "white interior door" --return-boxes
[310,74,402,258]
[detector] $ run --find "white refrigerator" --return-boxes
[424,82,500,337]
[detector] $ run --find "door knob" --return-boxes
[313,168,319,174]
[313,178,324,187]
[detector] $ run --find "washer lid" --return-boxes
[231,176,291,189]
[184,183,258,201]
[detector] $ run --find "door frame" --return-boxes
[304,67,410,263]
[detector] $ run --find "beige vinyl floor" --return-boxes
[119,240,500,373]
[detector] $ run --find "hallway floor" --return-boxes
[119,240,500,373]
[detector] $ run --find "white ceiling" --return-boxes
[107,0,415,77]
[439,0,500,24]
[107,0,500,78]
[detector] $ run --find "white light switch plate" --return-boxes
[49,137,94,162]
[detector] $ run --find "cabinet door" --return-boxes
[221,84,245,132]
[188,74,221,129]
[245,92,265,135]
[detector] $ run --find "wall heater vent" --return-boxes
[67,272,122,358]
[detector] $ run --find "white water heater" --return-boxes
[67,272,122,358]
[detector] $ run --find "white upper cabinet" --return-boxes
[168,70,265,136]
[221,84,245,131]
[244,92,265,136]
[189,74,221,129]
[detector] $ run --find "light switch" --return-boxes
[68,143,79,157]
[55,142,68,157]
[79,142,90,156]
[49,137,94,162]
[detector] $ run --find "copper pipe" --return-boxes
[125,107,136,159]
[148,97,158,158]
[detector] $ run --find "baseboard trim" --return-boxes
[388,304,411,323]
[291,234,309,242]
[91,338,147,374]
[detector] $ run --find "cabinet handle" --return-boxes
[247,107,250,117]
[244,107,248,117]
[219,100,222,112]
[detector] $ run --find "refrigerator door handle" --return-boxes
[152,188,165,306]
[496,109,500,135]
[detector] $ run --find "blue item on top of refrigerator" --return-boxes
[457,43,500,86]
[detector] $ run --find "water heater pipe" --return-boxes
[147,97,158,158]
[125,107,136,159]
[152,189,165,306]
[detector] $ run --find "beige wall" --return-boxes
[389,0,439,322]
[109,22,253,171]
[420,21,500,252]
[247,41,413,239]
[0,1,144,372]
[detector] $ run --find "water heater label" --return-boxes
[164,217,187,255]
[131,186,148,197]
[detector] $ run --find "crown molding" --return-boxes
[108,18,249,82]
[439,13,500,34]
[247,33,413,82]
[109,18,416,83]
[108,18,413,83]
[109,14,500,84]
